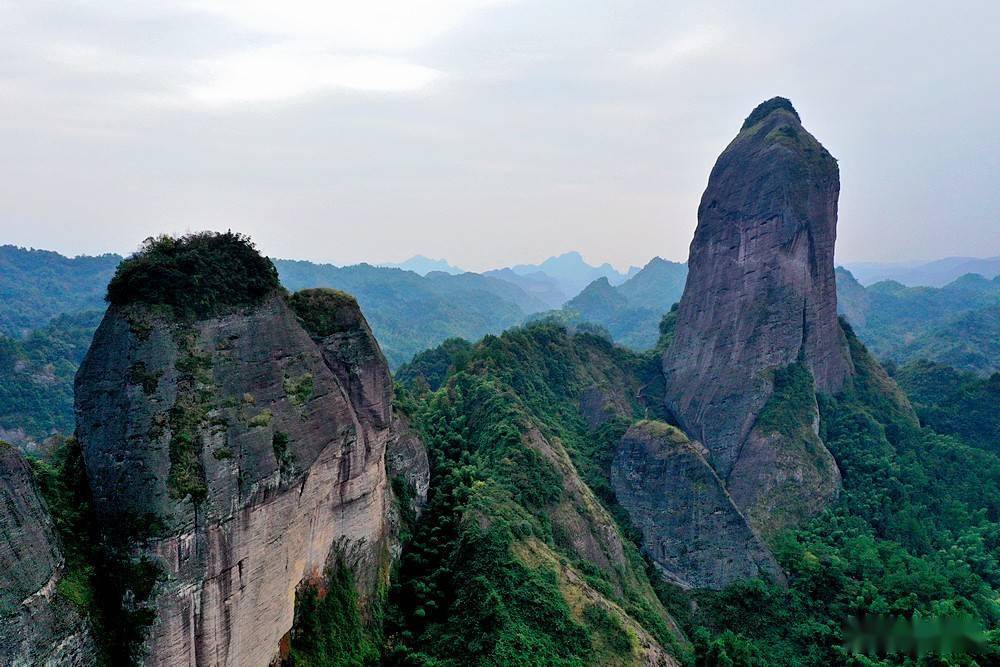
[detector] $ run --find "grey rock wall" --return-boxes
[611,422,781,589]
[74,290,426,666]
[663,98,852,481]
[0,444,96,666]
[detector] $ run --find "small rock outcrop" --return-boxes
[662,98,851,533]
[386,413,430,520]
[612,422,781,589]
[74,235,427,665]
[0,443,96,665]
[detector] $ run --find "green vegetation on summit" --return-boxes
[106,232,280,319]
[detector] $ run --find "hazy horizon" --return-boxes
[2,1,998,272]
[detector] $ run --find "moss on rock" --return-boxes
[287,288,362,339]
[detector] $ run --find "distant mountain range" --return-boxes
[481,268,568,309]
[842,256,1000,287]
[2,243,997,379]
[507,251,636,298]
[537,257,688,349]
[274,260,546,367]
[836,268,1000,374]
[0,245,119,338]
[1,242,999,449]
[380,255,465,276]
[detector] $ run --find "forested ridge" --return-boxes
[4,236,998,664]
[386,320,1000,665]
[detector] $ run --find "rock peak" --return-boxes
[740,96,800,130]
[662,98,851,535]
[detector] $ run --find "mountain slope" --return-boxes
[895,359,1000,453]
[615,257,687,313]
[392,323,687,665]
[540,257,688,351]
[0,246,120,338]
[844,256,1000,286]
[836,268,1000,374]
[0,310,103,445]
[276,260,540,367]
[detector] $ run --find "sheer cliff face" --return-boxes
[660,98,850,539]
[664,98,851,473]
[75,288,426,666]
[0,444,96,665]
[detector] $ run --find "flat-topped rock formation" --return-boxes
[74,234,427,665]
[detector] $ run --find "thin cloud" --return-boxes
[186,48,443,106]
[629,27,727,70]
[0,1,997,270]
[186,0,513,52]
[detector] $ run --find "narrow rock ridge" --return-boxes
[75,287,426,665]
[0,443,96,665]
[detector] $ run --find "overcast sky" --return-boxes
[1,1,997,271]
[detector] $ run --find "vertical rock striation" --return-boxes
[75,251,426,665]
[660,98,850,537]
[0,443,96,665]
[664,97,851,476]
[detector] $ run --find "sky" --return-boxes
[1,1,997,272]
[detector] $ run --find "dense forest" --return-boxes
[3,233,998,665]
[384,319,1000,664]
[1,246,996,451]
[836,269,1000,375]
[0,310,103,445]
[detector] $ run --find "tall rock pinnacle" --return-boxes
[662,97,852,535]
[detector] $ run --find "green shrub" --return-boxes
[754,362,816,437]
[106,231,279,319]
[284,373,315,406]
[287,288,360,338]
[273,431,295,477]
[285,561,380,666]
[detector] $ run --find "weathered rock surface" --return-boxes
[612,99,852,588]
[612,422,781,589]
[726,364,841,538]
[521,425,686,653]
[664,97,852,480]
[292,288,430,592]
[0,443,96,665]
[386,413,430,519]
[579,384,631,430]
[661,98,850,538]
[75,288,425,666]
